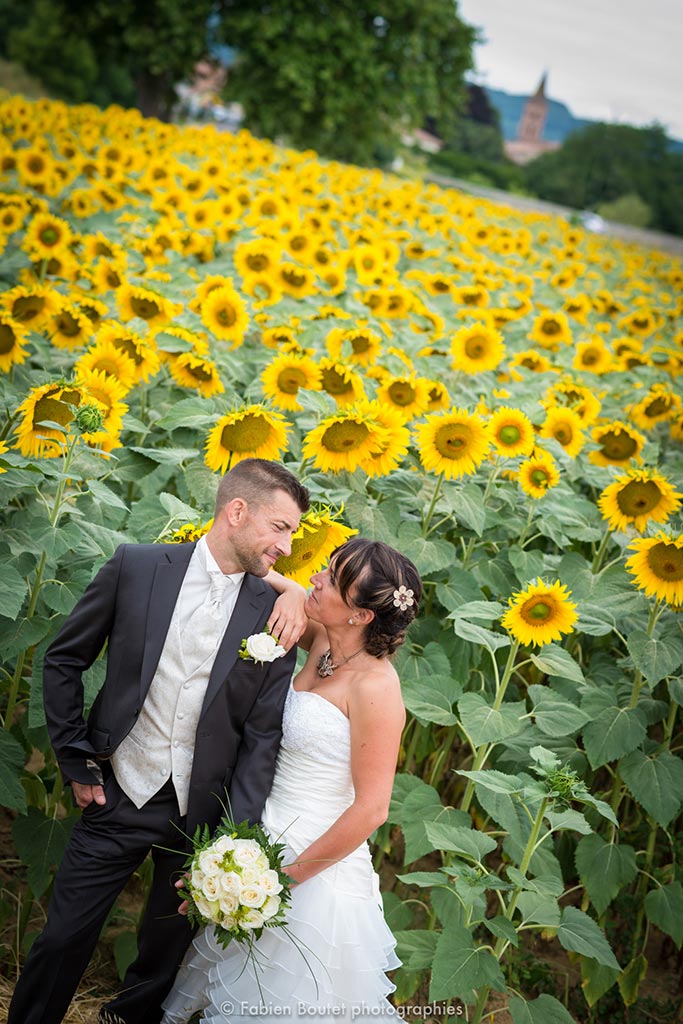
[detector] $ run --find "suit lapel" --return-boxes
[199,573,269,720]
[139,542,196,704]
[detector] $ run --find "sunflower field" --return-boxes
[1,94,683,1022]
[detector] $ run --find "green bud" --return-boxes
[75,403,105,434]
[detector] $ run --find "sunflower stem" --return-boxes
[517,504,536,548]
[591,527,612,573]
[628,601,659,709]
[422,472,444,537]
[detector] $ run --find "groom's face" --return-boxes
[231,489,302,577]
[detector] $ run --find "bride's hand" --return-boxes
[268,582,308,651]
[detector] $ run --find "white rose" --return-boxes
[239,883,266,908]
[195,895,220,924]
[239,866,261,886]
[219,871,242,895]
[222,912,237,930]
[240,909,265,930]
[261,869,283,896]
[232,839,262,867]
[219,893,239,916]
[190,869,205,891]
[201,875,220,900]
[261,895,281,920]
[198,850,223,875]
[255,851,269,872]
[245,633,286,663]
[211,834,235,857]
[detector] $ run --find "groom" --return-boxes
[8,458,310,1024]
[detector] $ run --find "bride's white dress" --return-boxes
[161,682,400,1023]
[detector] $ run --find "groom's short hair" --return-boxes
[214,459,310,517]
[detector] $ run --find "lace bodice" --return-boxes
[281,682,351,766]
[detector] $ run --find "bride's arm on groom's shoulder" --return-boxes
[285,670,405,886]
[265,569,325,652]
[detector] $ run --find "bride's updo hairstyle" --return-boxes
[330,538,422,658]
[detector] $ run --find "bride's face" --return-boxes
[306,559,358,627]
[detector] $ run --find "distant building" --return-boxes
[504,74,562,165]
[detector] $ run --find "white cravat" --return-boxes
[181,570,235,674]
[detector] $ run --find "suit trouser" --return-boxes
[8,771,193,1024]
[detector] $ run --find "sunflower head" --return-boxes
[590,421,645,467]
[518,454,561,499]
[273,505,357,585]
[488,407,535,458]
[625,533,683,606]
[501,578,578,647]
[415,407,491,481]
[598,468,682,533]
[450,322,505,374]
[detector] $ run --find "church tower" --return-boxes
[517,73,549,143]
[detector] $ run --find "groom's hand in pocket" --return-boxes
[71,781,106,810]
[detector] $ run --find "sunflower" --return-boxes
[261,352,321,411]
[375,375,431,423]
[0,313,30,372]
[528,310,573,349]
[49,304,93,350]
[1,283,61,328]
[619,309,657,338]
[318,358,365,407]
[188,274,234,314]
[74,338,138,390]
[169,353,225,398]
[598,468,682,533]
[91,259,126,294]
[509,349,555,380]
[74,368,128,451]
[450,322,505,374]
[201,284,250,347]
[351,243,386,285]
[501,578,578,647]
[273,506,358,585]
[488,407,535,458]
[545,381,602,426]
[517,453,561,498]
[590,421,646,467]
[241,272,283,307]
[204,405,289,473]
[93,323,160,383]
[358,401,411,478]
[415,408,490,480]
[167,518,214,544]
[625,533,683,605]
[629,384,682,431]
[573,338,612,374]
[277,262,317,299]
[539,407,585,458]
[14,381,84,458]
[425,380,450,412]
[117,283,178,329]
[302,405,388,474]
[22,212,74,260]
[325,326,382,367]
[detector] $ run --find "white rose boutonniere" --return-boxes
[239,630,286,665]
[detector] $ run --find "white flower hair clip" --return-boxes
[393,586,415,611]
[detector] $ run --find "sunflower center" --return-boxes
[388,382,416,407]
[350,335,371,354]
[552,422,573,445]
[56,312,81,336]
[12,295,45,321]
[542,319,561,335]
[130,296,161,320]
[433,280,450,293]
[434,422,473,459]
[530,469,550,487]
[95,242,114,258]
[521,597,553,623]
[91,357,123,376]
[106,269,122,288]
[246,254,269,272]
[599,429,638,460]
[321,421,370,453]
[277,368,307,394]
[113,338,143,365]
[33,394,75,430]
[581,348,600,365]
[321,368,352,395]
[499,425,521,445]
[0,323,17,352]
[260,200,278,216]
[282,268,306,288]
[645,396,670,417]
[616,479,662,517]
[647,542,683,582]
[464,335,488,359]
[187,364,213,382]
[216,304,237,327]
[39,227,60,246]
[220,414,273,452]
[462,291,479,305]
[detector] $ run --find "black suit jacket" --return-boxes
[43,542,296,835]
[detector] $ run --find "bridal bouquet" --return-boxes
[179,816,293,949]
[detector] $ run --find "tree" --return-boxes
[5,0,215,118]
[524,122,683,236]
[217,0,477,164]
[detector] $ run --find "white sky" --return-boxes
[456,0,683,140]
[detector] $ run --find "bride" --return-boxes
[161,537,421,1023]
